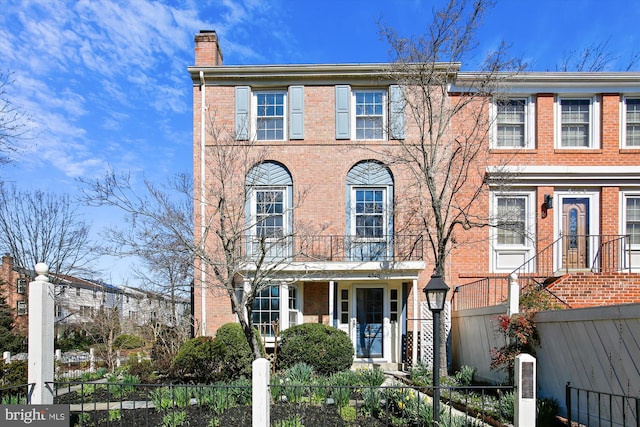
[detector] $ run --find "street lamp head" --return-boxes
[423,274,449,312]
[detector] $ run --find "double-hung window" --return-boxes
[626,197,640,245]
[255,188,285,238]
[623,194,640,270]
[623,98,640,147]
[255,91,285,141]
[494,98,532,148]
[491,192,535,272]
[557,97,599,148]
[354,188,385,238]
[354,90,386,140]
[497,197,527,245]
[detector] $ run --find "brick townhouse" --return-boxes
[189,31,640,365]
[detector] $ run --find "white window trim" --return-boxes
[250,186,288,238]
[350,186,388,238]
[490,96,536,149]
[555,95,600,149]
[553,190,600,271]
[351,89,388,141]
[620,190,640,272]
[620,96,640,148]
[252,90,287,141]
[490,190,536,273]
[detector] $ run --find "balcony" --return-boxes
[243,234,424,263]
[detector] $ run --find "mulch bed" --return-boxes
[69,403,386,426]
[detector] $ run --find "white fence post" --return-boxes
[27,263,54,404]
[90,348,95,372]
[3,351,10,364]
[252,358,270,427]
[514,353,536,427]
[508,273,520,316]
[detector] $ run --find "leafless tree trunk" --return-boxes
[80,109,311,360]
[378,0,524,376]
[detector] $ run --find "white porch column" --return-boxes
[28,263,54,404]
[328,281,335,327]
[412,279,418,366]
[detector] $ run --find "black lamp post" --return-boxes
[423,274,449,426]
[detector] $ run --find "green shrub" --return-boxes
[172,336,217,383]
[212,323,259,381]
[0,360,27,387]
[277,323,354,375]
[114,334,145,350]
[124,357,156,383]
[537,397,559,426]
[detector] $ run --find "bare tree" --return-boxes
[0,70,30,167]
[557,38,640,72]
[0,185,96,277]
[80,111,310,359]
[95,173,193,327]
[378,0,524,376]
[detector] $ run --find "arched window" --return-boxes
[346,161,394,261]
[245,161,293,258]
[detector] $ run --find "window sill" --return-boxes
[490,148,536,154]
[620,148,640,154]
[553,148,602,154]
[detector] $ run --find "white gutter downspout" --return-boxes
[199,70,207,336]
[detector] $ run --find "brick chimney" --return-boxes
[195,30,223,66]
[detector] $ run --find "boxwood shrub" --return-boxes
[278,323,354,375]
[212,322,259,381]
[171,336,217,383]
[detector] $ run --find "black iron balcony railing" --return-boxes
[243,234,425,263]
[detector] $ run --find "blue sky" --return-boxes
[1,0,638,286]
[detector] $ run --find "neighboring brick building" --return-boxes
[451,73,640,309]
[0,254,30,336]
[189,32,640,365]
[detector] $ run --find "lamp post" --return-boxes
[423,274,449,426]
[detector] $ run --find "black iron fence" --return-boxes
[47,380,515,426]
[566,382,640,427]
[0,383,34,404]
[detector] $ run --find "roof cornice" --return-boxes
[188,62,458,85]
[454,71,640,93]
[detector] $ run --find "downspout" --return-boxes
[199,70,207,336]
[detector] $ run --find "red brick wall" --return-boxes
[0,255,29,335]
[548,273,640,308]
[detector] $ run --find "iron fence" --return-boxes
[242,234,425,262]
[566,382,640,427]
[0,383,34,404]
[49,379,514,426]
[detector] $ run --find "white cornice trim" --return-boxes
[487,165,640,186]
[187,62,458,84]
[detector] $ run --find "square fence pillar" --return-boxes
[252,358,270,427]
[514,353,536,427]
[27,263,54,405]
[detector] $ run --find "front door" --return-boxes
[356,288,383,358]
[562,198,589,269]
